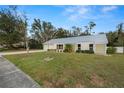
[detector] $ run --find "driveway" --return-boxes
[0,56,40,88]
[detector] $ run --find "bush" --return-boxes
[29,39,43,49]
[107,47,116,54]
[76,50,94,54]
[64,44,74,53]
[83,50,94,54]
[76,50,81,53]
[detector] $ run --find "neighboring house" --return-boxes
[43,34,108,55]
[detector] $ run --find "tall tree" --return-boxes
[106,31,118,46]
[0,6,27,48]
[84,21,96,35]
[55,28,70,38]
[71,26,82,36]
[31,19,56,43]
[116,23,124,53]
[89,21,96,33]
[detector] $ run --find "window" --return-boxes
[57,44,63,49]
[89,44,93,51]
[77,44,81,50]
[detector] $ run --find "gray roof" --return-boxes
[44,34,108,44]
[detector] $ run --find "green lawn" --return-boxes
[5,52,124,88]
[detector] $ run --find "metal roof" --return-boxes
[44,34,108,44]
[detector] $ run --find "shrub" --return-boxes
[107,47,116,54]
[83,50,94,54]
[64,44,74,53]
[76,50,81,53]
[76,50,94,54]
[29,39,43,49]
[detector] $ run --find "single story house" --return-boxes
[43,34,108,55]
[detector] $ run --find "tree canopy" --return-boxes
[0,6,27,48]
[1,6,124,50]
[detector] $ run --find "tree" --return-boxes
[0,6,27,49]
[106,31,118,46]
[31,19,57,43]
[28,39,43,49]
[22,15,29,53]
[55,28,69,38]
[99,32,105,34]
[84,21,96,35]
[89,21,96,33]
[71,26,82,36]
[116,23,124,53]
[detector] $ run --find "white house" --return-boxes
[43,34,108,55]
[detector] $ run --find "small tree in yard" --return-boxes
[64,44,74,53]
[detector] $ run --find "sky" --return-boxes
[0,5,124,34]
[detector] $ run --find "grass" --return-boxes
[0,48,42,52]
[4,52,124,88]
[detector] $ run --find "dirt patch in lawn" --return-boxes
[43,57,54,62]
[90,73,106,87]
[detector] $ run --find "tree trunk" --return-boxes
[26,40,29,53]
[123,40,124,54]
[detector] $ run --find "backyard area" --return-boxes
[4,52,124,88]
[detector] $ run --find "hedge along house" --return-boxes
[43,34,108,55]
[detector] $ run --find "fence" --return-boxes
[115,47,124,53]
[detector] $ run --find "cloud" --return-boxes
[63,6,90,21]
[102,6,118,13]
[62,6,118,21]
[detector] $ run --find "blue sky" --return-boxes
[0,5,124,34]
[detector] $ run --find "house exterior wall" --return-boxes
[43,44,56,51]
[44,43,94,51]
[44,43,107,55]
[95,44,106,55]
[74,42,94,51]
[81,42,90,50]
[49,44,56,49]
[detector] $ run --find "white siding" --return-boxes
[95,44,106,55]
[81,43,90,50]
[115,47,124,53]
[49,44,56,49]
[74,42,94,51]
[43,44,56,51]
[43,44,48,51]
